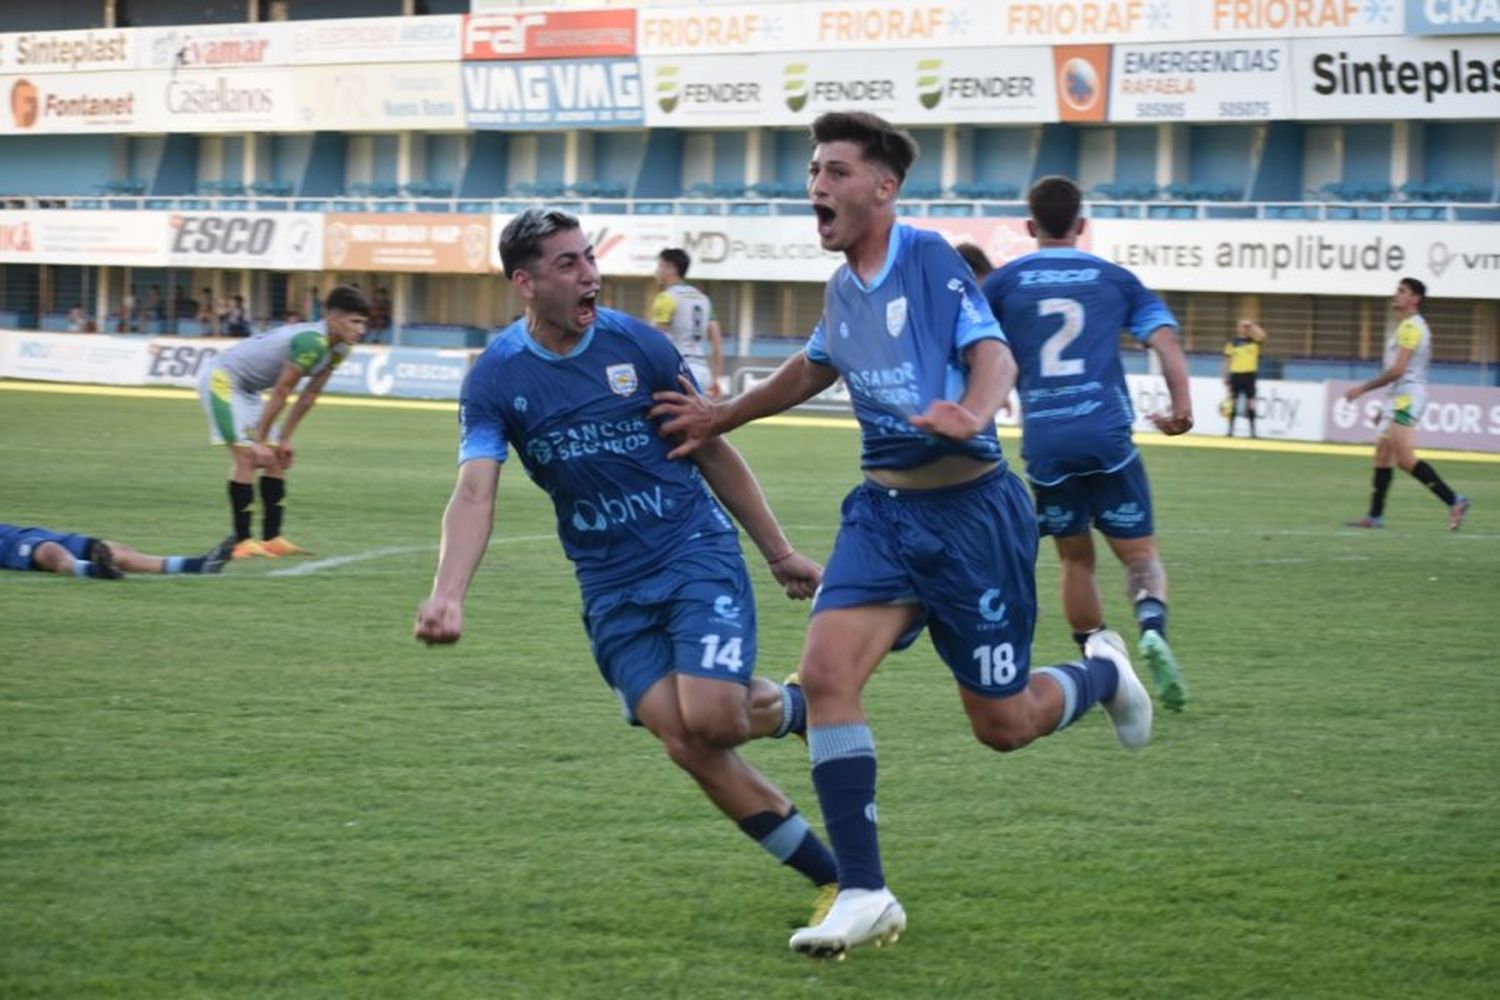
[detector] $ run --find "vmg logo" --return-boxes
[570,486,668,532]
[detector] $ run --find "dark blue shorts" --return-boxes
[582,535,757,725]
[0,527,96,571]
[1032,454,1155,539]
[812,468,1038,698]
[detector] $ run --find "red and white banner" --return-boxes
[462,9,635,61]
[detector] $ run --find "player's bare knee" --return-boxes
[970,718,1033,753]
[681,706,750,749]
[32,541,71,573]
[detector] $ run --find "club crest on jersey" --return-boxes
[886,297,907,338]
[605,363,638,396]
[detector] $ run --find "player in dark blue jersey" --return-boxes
[413,208,842,915]
[982,175,1193,714]
[652,113,1154,959]
[0,522,233,578]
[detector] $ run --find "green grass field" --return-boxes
[3,384,1497,999]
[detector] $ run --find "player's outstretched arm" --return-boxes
[1343,347,1410,401]
[689,437,820,600]
[415,459,501,645]
[1147,326,1195,436]
[910,339,1015,440]
[650,351,838,460]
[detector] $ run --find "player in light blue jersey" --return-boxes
[413,208,843,917]
[982,175,1194,714]
[652,113,1154,959]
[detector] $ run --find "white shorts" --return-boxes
[1377,386,1426,433]
[684,358,714,395]
[198,364,263,446]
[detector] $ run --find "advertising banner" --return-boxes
[325,214,492,273]
[142,338,227,388]
[294,63,465,131]
[1088,219,1500,299]
[1291,34,1500,119]
[1327,380,1500,452]
[642,46,1057,127]
[514,214,1072,283]
[0,331,149,385]
[463,58,644,128]
[0,29,133,74]
[1128,374,1329,440]
[140,67,298,132]
[636,1,1403,56]
[1404,0,1500,34]
[0,72,138,133]
[166,212,323,271]
[286,15,463,65]
[0,211,161,267]
[462,9,636,61]
[1110,39,1292,121]
[135,23,288,71]
[323,346,471,400]
[1054,44,1111,121]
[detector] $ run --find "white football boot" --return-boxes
[789,887,906,960]
[1085,629,1153,749]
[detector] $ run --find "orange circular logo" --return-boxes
[10,78,39,128]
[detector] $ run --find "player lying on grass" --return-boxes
[414,207,841,924]
[1,522,234,579]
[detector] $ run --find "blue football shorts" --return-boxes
[582,534,758,725]
[0,527,96,571]
[812,467,1038,699]
[1032,454,1155,540]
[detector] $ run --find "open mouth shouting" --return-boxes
[577,290,598,328]
[813,203,837,244]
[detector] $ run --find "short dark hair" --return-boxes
[499,207,581,278]
[1399,276,1427,304]
[659,247,690,279]
[955,242,993,279]
[1027,175,1083,239]
[810,112,918,184]
[325,284,370,316]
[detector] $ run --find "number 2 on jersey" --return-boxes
[1038,298,1085,378]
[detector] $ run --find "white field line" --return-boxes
[266,534,555,577]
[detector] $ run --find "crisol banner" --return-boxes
[325,214,492,273]
[1328,380,1500,452]
[166,212,323,271]
[1088,219,1500,299]
[323,346,470,400]
[1405,0,1500,35]
[463,58,644,128]
[1292,34,1500,119]
[1110,39,1292,121]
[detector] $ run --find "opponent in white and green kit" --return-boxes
[197,285,370,557]
[1343,277,1469,530]
[650,247,723,397]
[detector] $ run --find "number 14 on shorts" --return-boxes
[699,634,745,672]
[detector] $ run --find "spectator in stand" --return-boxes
[307,286,324,322]
[143,286,165,330]
[66,304,87,332]
[173,285,197,327]
[197,289,218,336]
[120,287,137,333]
[371,287,392,343]
[222,295,250,338]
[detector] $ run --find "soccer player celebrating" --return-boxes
[196,286,370,558]
[982,175,1192,714]
[1,522,234,579]
[414,208,841,917]
[1344,277,1469,530]
[651,114,1154,959]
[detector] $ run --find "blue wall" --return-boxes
[118,0,248,26]
[1115,126,1156,184]
[536,133,567,185]
[1251,123,1303,201]
[152,135,198,195]
[1342,124,1391,185]
[272,135,314,191]
[1424,123,1495,190]
[301,133,347,196]
[460,132,508,197]
[1189,125,1253,192]
[0,135,114,196]
[974,127,1033,188]
[905,128,943,189]
[426,134,465,187]
[774,129,809,185]
[713,131,747,185]
[636,130,683,196]
[0,0,108,30]
[1033,125,1078,181]
[371,135,400,185]
[595,132,645,189]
